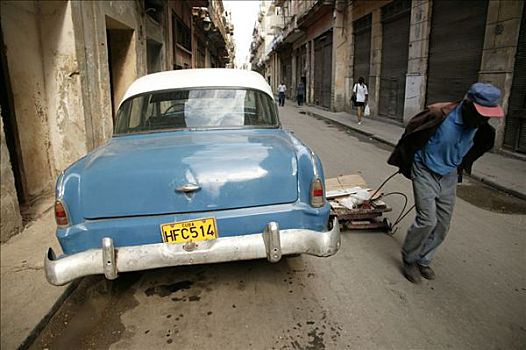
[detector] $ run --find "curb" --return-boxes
[17,280,80,350]
[305,110,526,201]
[467,174,526,201]
[304,111,397,148]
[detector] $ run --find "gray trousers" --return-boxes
[402,161,457,267]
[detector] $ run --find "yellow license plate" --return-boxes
[161,218,218,243]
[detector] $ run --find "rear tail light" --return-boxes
[310,178,325,208]
[55,200,70,227]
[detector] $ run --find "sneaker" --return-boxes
[418,265,436,280]
[403,261,422,284]
[358,121,362,125]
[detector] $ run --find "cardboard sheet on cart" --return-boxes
[325,174,369,199]
[325,174,384,210]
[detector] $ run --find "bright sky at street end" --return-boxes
[223,0,261,68]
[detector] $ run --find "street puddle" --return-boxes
[457,180,526,214]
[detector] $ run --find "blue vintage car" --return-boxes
[45,69,340,285]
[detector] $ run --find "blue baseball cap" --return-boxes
[466,83,504,117]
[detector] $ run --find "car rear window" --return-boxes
[114,88,279,135]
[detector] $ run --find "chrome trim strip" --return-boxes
[309,148,320,178]
[45,217,340,286]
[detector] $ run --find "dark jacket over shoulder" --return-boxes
[387,102,495,179]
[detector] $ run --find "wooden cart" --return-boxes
[326,174,393,233]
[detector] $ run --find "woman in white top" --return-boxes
[352,77,368,124]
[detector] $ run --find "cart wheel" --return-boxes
[383,218,395,235]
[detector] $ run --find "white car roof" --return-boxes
[120,68,274,105]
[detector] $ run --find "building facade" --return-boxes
[0,0,235,242]
[252,0,525,153]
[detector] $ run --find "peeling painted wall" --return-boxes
[40,1,88,174]
[0,111,22,242]
[333,4,350,111]
[1,1,54,199]
[2,1,90,198]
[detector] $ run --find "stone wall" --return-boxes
[403,0,432,123]
[0,112,22,242]
[1,1,55,200]
[332,2,350,111]
[479,0,525,150]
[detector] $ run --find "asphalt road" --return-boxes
[30,104,526,350]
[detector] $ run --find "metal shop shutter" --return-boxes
[426,0,488,104]
[282,55,292,99]
[504,4,526,153]
[314,30,333,108]
[295,45,307,90]
[378,0,411,121]
[280,51,293,98]
[353,14,371,87]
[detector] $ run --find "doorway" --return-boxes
[106,17,136,121]
[0,24,25,205]
[314,30,333,108]
[353,14,371,90]
[147,39,162,73]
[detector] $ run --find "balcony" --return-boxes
[297,0,335,30]
[281,15,304,44]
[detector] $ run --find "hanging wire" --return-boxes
[367,171,399,201]
[393,204,416,226]
[374,191,416,227]
[366,171,417,233]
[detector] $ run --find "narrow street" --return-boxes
[29,104,526,350]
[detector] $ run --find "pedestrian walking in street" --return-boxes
[352,77,368,124]
[278,82,287,106]
[296,80,305,106]
[387,82,504,284]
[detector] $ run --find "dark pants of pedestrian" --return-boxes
[402,160,457,267]
[279,92,285,106]
[297,94,304,106]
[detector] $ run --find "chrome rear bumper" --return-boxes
[45,218,340,286]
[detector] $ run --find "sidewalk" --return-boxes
[298,103,526,200]
[0,197,77,350]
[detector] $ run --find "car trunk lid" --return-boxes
[80,130,298,219]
